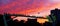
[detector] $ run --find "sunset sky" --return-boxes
[0,0,60,23]
[0,0,60,16]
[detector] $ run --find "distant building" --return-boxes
[27,18,37,23]
[26,18,39,26]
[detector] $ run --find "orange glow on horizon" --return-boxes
[37,18,48,23]
[11,16,48,23]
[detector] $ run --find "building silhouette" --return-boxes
[26,18,41,26]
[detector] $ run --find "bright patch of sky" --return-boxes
[49,0,60,3]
